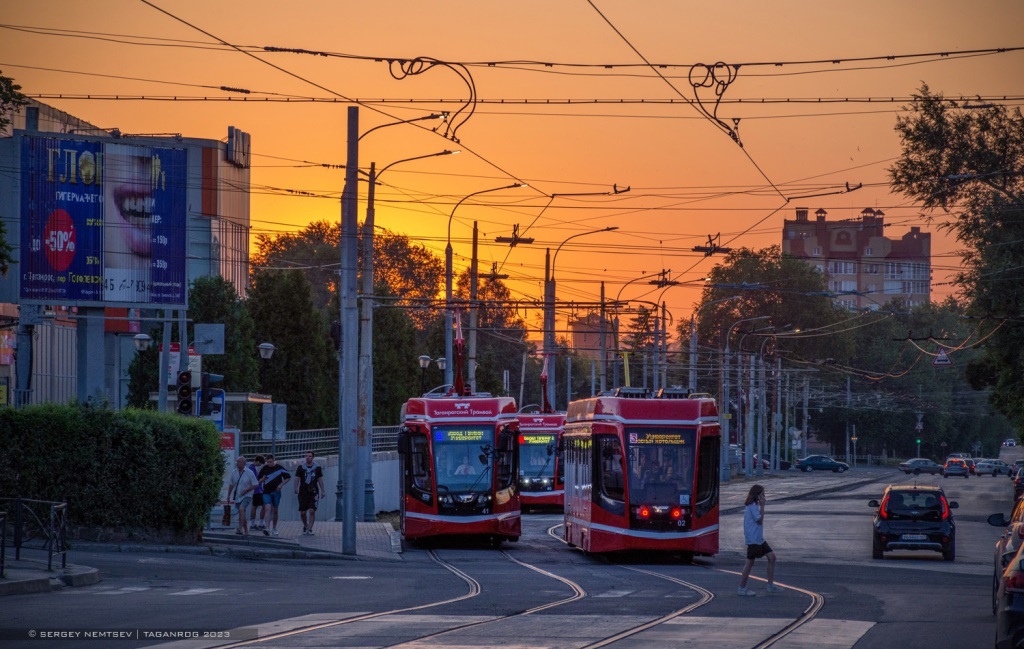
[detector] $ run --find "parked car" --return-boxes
[795,455,849,473]
[869,484,957,561]
[994,541,1024,647]
[988,499,1024,616]
[943,458,969,478]
[978,459,1013,476]
[758,455,792,471]
[898,458,943,475]
[1014,470,1024,501]
[964,458,977,475]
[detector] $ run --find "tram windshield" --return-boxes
[432,425,495,491]
[625,428,696,505]
[519,433,557,479]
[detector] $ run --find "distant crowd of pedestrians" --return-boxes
[227,451,324,537]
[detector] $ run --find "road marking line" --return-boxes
[168,588,223,596]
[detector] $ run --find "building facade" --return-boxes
[0,100,252,408]
[781,207,931,310]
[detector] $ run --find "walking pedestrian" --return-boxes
[248,455,266,532]
[258,454,291,536]
[294,451,325,535]
[229,456,258,537]
[737,484,781,596]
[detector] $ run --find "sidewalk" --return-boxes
[1,467,889,597]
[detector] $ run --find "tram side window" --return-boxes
[594,436,626,514]
[694,436,720,516]
[410,435,432,491]
[496,427,515,490]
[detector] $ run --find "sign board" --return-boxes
[933,349,952,366]
[19,135,188,306]
[261,403,287,441]
[220,431,236,451]
[162,343,200,385]
[197,388,226,431]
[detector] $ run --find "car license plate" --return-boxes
[902,534,927,541]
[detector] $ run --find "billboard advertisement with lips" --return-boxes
[19,135,188,306]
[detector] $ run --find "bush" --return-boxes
[0,404,223,535]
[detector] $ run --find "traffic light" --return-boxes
[916,438,922,445]
[176,370,193,415]
[199,372,224,417]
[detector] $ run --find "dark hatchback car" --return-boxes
[899,458,943,475]
[795,455,849,473]
[995,541,1024,648]
[869,484,958,561]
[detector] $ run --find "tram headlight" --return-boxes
[477,494,493,504]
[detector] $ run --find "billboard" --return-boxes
[19,136,188,306]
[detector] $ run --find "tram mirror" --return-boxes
[397,428,411,454]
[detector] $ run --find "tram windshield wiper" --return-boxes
[465,464,492,495]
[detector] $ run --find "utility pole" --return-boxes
[802,379,810,458]
[338,105,359,554]
[469,222,479,392]
[845,376,851,465]
[599,282,607,393]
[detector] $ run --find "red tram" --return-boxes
[518,411,566,509]
[562,388,721,557]
[398,395,521,544]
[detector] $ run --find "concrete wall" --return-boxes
[219,452,399,523]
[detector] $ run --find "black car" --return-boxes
[995,541,1024,648]
[868,484,957,561]
[898,458,943,475]
[795,455,849,473]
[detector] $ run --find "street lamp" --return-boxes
[337,107,446,553]
[133,333,152,353]
[721,315,770,482]
[445,183,525,387]
[545,226,619,409]
[258,342,276,360]
[418,355,431,395]
[360,150,457,523]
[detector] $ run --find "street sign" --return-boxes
[262,403,287,441]
[196,388,225,431]
[933,349,952,366]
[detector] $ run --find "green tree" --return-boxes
[0,71,26,275]
[371,283,421,424]
[248,269,337,429]
[252,222,444,327]
[889,84,1024,432]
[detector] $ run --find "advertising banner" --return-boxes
[19,136,188,306]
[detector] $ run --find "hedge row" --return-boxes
[0,404,223,533]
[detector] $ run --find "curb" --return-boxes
[0,564,100,597]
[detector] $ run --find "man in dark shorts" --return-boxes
[294,451,325,535]
[258,454,290,536]
[738,484,781,596]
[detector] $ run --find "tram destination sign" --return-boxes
[521,434,556,445]
[629,431,688,446]
[435,428,489,443]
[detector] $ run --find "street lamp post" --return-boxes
[445,184,524,388]
[418,355,431,396]
[360,150,455,523]
[258,342,277,454]
[688,296,742,392]
[546,227,618,409]
[721,315,770,482]
[337,108,446,553]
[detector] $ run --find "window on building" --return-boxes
[865,247,873,256]
[812,246,822,256]
[866,264,879,275]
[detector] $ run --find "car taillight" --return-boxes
[879,494,890,519]
[940,496,950,520]
[1006,572,1024,594]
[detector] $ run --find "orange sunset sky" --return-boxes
[4,1,1023,340]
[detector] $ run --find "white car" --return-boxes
[977,459,1012,476]
[1006,439,1018,447]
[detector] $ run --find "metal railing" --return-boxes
[240,426,400,460]
[1,510,6,578]
[0,497,68,571]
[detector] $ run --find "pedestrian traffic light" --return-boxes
[916,438,921,445]
[199,372,224,417]
[176,370,193,415]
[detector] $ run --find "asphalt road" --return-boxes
[1,462,1016,649]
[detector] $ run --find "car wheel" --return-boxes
[914,468,921,475]
[837,466,847,473]
[942,539,956,561]
[872,535,884,560]
[803,466,812,472]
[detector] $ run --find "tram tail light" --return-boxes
[638,506,651,519]
[670,507,682,520]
